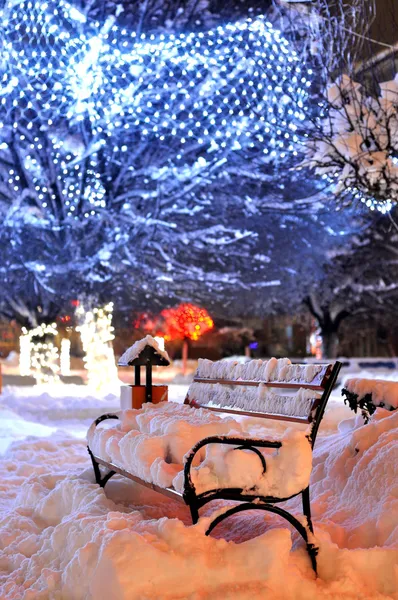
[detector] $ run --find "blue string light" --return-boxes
[0,0,312,220]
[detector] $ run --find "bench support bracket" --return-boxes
[88,446,116,488]
[183,436,318,572]
[204,501,318,572]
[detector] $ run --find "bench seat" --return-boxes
[87,401,312,498]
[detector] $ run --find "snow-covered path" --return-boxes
[0,384,188,453]
[0,383,397,599]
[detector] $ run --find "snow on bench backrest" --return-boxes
[186,357,333,422]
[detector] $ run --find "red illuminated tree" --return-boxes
[135,303,214,374]
[161,303,214,342]
[161,303,214,375]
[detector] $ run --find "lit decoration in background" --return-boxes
[20,323,60,384]
[60,338,71,375]
[0,0,312,226]
[161,303,214,375]
[19,334,31,376]
[161,303,214,342]
[309,330,323,359]
[302,75,398,213]
[133,304,213,374]
[76,302,118,390]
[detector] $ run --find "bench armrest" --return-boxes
[183,436,282,499]
[87,412,121,447]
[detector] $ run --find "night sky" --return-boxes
[369,0,398,47]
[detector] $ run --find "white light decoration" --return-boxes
[76,302,118,390]
[20,323,60,385]
[0,0,311,223]
[60,338,71,376]
[19,334,31,376]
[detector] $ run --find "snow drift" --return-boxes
[0,398,397,599]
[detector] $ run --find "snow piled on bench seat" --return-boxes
[87,402,312,498]
[187,382,317,418]
[345,378,398,409]
[174,428,312,498]
[196,357,324,383]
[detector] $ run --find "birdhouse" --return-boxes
[118,336,170,409]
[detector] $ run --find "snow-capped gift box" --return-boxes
[118,336,170,409]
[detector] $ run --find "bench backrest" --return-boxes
[185,358,341,447]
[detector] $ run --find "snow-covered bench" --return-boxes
[342,378,398,423]
[87,357,341,573]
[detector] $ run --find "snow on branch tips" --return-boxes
[302,74,398,214]
[273,0,398,214]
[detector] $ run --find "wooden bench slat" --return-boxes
[189,402,312,423]
[195,363,332,389]
[193,377,325,391]
[94,456,185,503]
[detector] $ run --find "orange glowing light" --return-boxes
[133,305,214,343]
[161,303,214,341]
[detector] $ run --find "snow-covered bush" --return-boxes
[342,377,398,422]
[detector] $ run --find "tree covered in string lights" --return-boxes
[76,301,118,389]
[0,0,314,327]
[83,0,273,33]
[2,0,386,359]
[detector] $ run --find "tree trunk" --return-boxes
[305,295,350,359]
[320,327,339,359]
[182,338,188,376]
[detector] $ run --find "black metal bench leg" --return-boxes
[302,487,313,533]
[302,486,318,573]
[307,543,318,574]
[189,502,200,524]
[204,502,318,574]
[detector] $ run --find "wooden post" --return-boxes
[134,365,141,385]
[145,362,152,403]
[182,338,188,376]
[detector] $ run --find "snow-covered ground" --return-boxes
[0,375,397,599]
[0,383,188,454]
